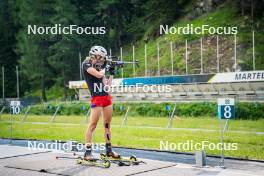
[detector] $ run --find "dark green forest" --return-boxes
[0,0,263,101]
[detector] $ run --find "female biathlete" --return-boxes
[82,46,120,160]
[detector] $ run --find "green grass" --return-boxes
[0,114,263,160]
[1,114,264,131]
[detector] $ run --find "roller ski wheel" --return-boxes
[76,157,110,168]
[129,155,137,162]
[100,153,140,165]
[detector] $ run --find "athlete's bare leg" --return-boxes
[84,106,102,160]
[102,104,120,158]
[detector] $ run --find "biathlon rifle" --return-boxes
[105,56,139,68]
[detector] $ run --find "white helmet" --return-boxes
[89,46,107,57]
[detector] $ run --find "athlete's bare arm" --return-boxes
[102,75,113,88]
[106,76,113,86]
[87,68,105,78]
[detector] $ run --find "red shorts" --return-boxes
[90,95,112,108]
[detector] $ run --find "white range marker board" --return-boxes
[10,101,21,114]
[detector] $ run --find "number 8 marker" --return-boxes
[224,105,231,119]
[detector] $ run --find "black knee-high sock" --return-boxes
[84,145,92,156]
[105,143,112,153]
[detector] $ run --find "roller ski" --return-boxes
[76,156,110,168]
[55,153,110,168]
[100,152,145,166]
[102,143,145,166]
[76,145,110,168]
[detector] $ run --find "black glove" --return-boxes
[106,64,115,75]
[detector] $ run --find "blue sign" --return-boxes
[218,105,235,119]
[120,106,124,111]
[166,105,171,111]
[81,105,86,111]
[217,98,235,119]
